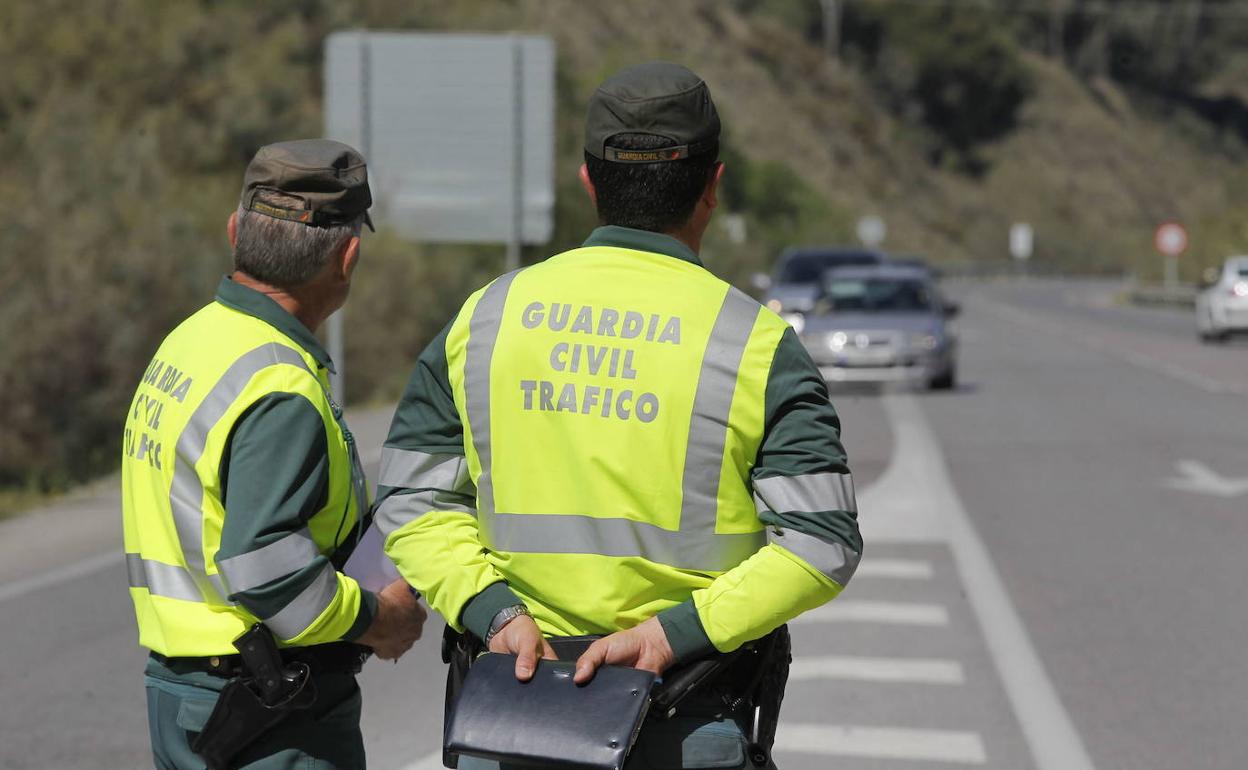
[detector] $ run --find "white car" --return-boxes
[1196,255,1248,343]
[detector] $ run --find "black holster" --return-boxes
[190,625,318,770]
[650,626,790,768]
[739,625,791,768]
[441,624,485,769]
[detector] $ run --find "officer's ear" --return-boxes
[578,164,598,208]
[227,211,239,248]
[702,162,725,210]
[339,235,361,281]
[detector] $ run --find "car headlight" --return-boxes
[781,312,805,334]
[828,331,849,351]
[767,299,784,312]
[908,333,940,350]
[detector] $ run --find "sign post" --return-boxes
[1154,221,1188,292]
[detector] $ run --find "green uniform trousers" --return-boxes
[144,656,366,770]
[455,709,778,770]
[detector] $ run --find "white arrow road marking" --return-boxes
[775,724,987,764]
[1163,460,1248,498]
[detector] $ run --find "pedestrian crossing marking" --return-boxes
[775,723,987,764]
[789,654,964,685]
[397,751,444,770]
[793,600,949,626]
[854,558,934,579]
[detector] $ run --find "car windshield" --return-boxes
[822,277,934,313]
[779,252,878,283]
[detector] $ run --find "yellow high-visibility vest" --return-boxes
[122,301,366,656]
[442,245,793,646]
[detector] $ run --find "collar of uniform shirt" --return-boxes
[213,276,337,373]
[581,225,704,267]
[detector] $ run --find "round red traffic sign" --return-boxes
[1154,222,1188,257]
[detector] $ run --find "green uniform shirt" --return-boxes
[379,227,859,659]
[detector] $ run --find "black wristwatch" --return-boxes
[484,604,531,645]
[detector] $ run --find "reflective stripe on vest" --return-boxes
[153,342,311,605]
[753,472,859,584]
[374,449,475,537]
[461,274,767,572]
[126,553,202,603]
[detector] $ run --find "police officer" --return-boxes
[122,139,426,770]
[376,62,861,769]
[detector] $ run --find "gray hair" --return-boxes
[232,190,361,288]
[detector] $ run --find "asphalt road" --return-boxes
[1,278,1244,769]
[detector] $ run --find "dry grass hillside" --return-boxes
[2,0,1245,496]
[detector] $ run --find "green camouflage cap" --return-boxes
[584,62,720,163]
[241,139,374,231]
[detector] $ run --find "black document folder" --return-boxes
[444,652,657,770]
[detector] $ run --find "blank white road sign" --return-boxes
[324,32,555,244]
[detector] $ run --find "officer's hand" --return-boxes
[574,616,675,684]
[487,614,556,682]
[357,578,427,661]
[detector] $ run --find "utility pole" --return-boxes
[1048,0,1066,62]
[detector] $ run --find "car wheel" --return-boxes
[929,365,956,391]
[1201,324,1229,344]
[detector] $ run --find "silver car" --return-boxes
[792,265,958,389]
[761,247,883,314]
[1196,255,1248,343]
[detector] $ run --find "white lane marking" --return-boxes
[789,655,964,685]
[794,600,948,626]
[881,394,1097,770]
[855,558,934,579]
[775,723,986,764]
[0,550,119,604]
[397,752,444,770]
[1163,459,1248,498]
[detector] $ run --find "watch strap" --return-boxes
[484,604,531,645]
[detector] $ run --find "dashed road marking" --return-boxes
[973,294,1247,397]
[855,558,934,579]
[397,751,444,770]
[793,599,950,626]
[880,394,1097,770]
[776,723,987,764]
[789,655,964,685]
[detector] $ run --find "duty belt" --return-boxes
[151,641,368,678]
